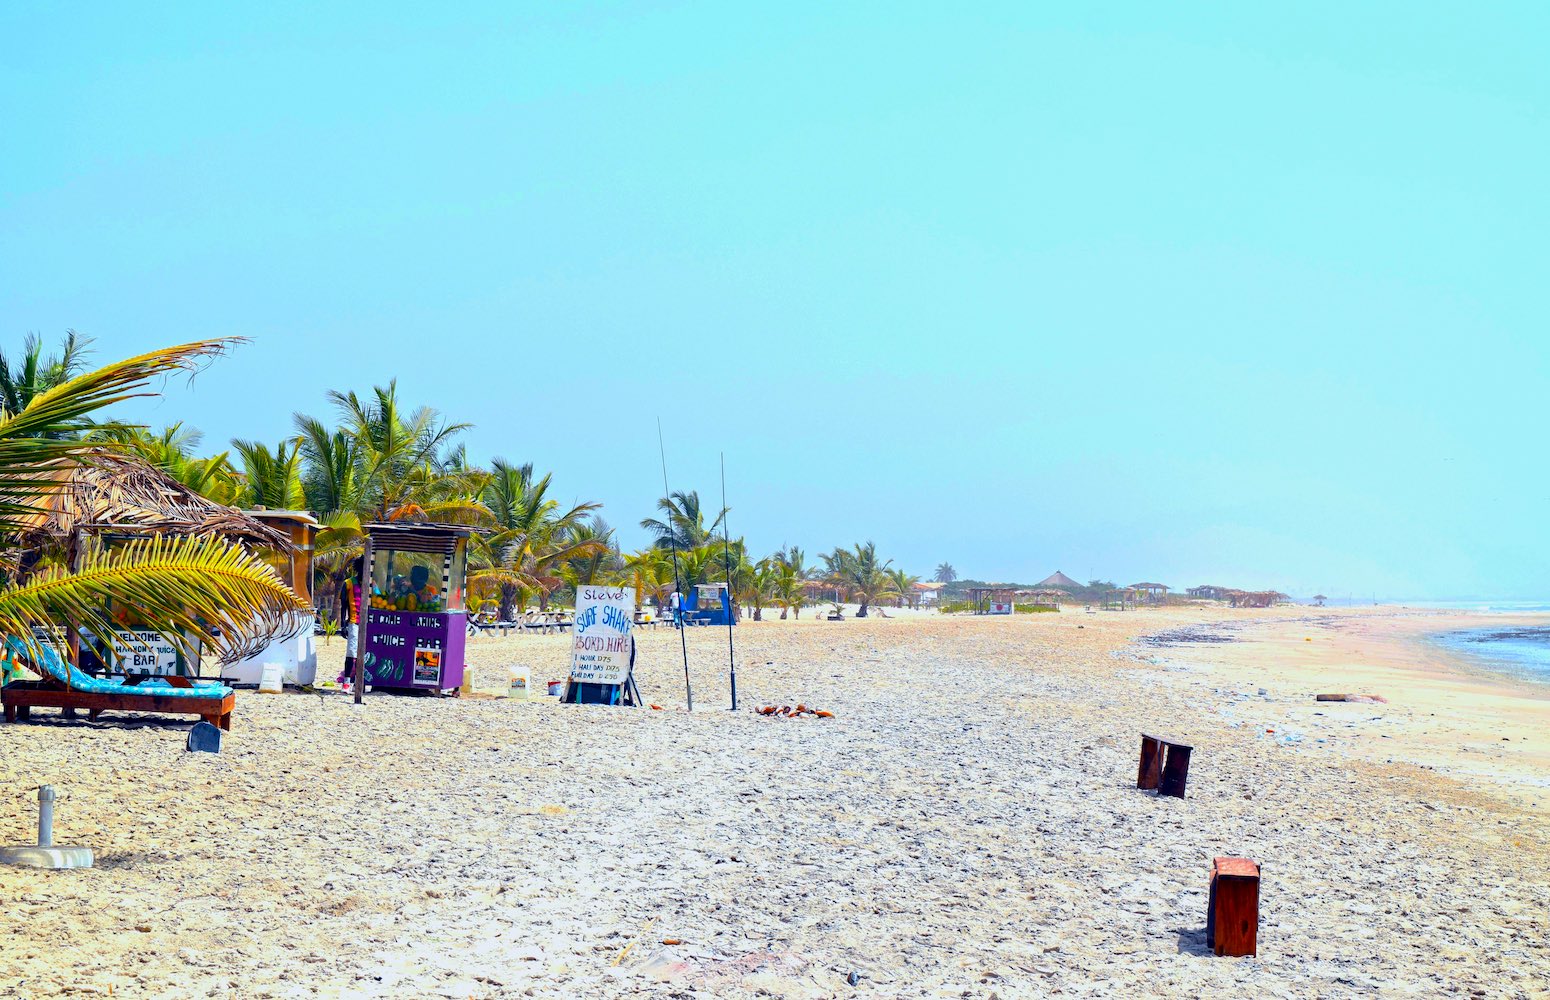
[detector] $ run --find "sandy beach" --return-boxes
[1,605,1547,998]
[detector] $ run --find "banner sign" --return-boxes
[363,609,466,688]
[110,629,180,673]
[568,585,635,686]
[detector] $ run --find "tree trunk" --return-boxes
[753,605,763,621]
[857,602,869,618]
[779,606,788,620]
[499,584,517,621]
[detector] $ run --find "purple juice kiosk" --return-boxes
[360,521,471,694]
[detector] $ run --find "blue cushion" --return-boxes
[5,636,232,699]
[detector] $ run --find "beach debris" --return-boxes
[1206,856,1261,957]
[847,970,861,986]
[612,916,657,967]
[1315,693,1386,703]
[186,721,222,754]
[755,704,834,719]
[661,938,683,946]
[1137,734,1192,798]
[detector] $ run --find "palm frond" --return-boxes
[0,534,305,662]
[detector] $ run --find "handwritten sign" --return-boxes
[568,585,635,686]
[110,629,179,673]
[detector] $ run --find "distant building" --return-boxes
[911,581,944,606]
[1127,582,1171,604]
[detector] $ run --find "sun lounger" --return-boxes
[2,636,235,730]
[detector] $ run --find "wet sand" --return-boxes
[0,605,1546,998]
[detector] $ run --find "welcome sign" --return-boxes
[110,629,180,673]
[568,585,635,686]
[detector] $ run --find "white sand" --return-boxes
[0,607,1547,998]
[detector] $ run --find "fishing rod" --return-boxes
[657,418,693,712]
[719,452,738,711]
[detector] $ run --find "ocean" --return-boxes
[1430,611,1550,685]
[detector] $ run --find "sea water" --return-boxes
[1432,618,1550,686]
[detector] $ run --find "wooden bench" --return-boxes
[1207,856,1260,956]
[4,679,234,730]
[1137,733,1193,798]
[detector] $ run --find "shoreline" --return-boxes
[1132,604,1550,814]
[1423,622,1550,692]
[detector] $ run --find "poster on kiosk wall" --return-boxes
[568,585,635,687]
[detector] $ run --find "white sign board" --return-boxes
[568,585,635,686]
[110,629,180,673]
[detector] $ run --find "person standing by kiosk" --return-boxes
[338,556,364,687]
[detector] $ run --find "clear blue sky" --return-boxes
[4,4,1546,600]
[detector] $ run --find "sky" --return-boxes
[3,3,1547,600]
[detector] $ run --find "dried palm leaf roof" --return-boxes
[11,450,290,551]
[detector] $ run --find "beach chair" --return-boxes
[1,636,235,731]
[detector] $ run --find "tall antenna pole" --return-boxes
[658,419,693,712]
[719,452,738,711]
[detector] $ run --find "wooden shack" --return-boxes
[1127,582,1171,605]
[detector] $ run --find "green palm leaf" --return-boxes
[1,534,304,663]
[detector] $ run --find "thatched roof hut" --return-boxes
[1036,570,1081,589]
[10,450,288,551]
[6,450,303,663]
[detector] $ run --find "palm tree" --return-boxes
[0,338,303,661]
[297,383,487,610]
[640,490,725,551]
[934,562,957,584]
[0,331,94,435]
[232,438,306,510]
[620,547,673,613]
[888,567,922,608]
[294,414,360,516]
[470,460,605,615]
[671,544,725,603]
[562,516,620,591]
[731,554,776,622]
[823,541,897,618]
[323,381,475,522]
[771,546,810,620]
[91,423,246,506]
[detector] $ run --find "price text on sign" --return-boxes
[569,585,635,686]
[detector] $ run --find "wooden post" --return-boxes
[1137,735,1163,789]
[1158,743,1192,798]
[354,535,372,706]
[65,526,84,675]
[1207,857,1260,957]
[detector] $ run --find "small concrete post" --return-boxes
[1,784,93,869]
[37,785,55,847]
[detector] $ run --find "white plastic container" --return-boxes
[257,662,285,694]
[508,668,529,701]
